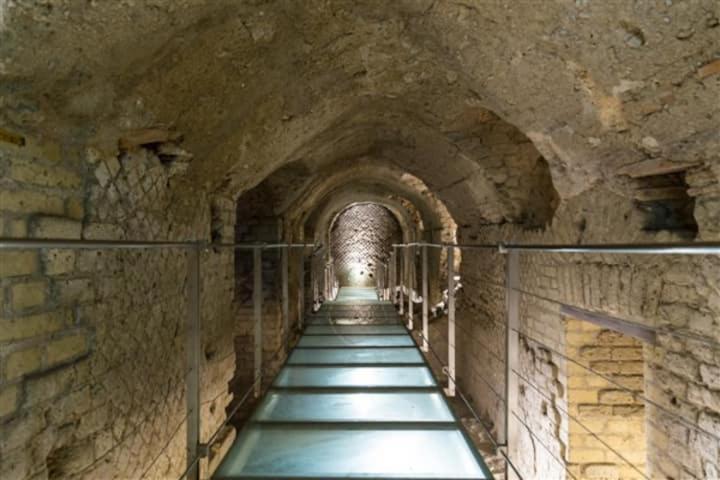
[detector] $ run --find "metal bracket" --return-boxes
[198,442,210,459]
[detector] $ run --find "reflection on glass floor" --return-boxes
[214,287,493,479]
[334,286,383,302]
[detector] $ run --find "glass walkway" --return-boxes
[214,287,493,479]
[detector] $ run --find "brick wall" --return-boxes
[0,135,238,480]
[330,203,402,287]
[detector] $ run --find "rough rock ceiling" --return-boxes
[1,0,717,208]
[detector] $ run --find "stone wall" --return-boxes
[0,135,238,480]
[452,181,720,480]
[229,187,301,431]
[330,203,402,287]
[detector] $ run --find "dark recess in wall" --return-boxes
[633,172,698,238]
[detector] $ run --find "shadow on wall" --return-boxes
[331,203,402,287]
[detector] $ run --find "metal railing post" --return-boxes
[504,250,520,463]
[323,263,328,300]
[298,249,305,330]
[253,247,263,398]
[281,246,289,348]
[422,244,429,352]
[390,248,397,305]
[377,262,384,299]
[445,245,456,397]
[407,245,414,330]
[398,246,404,315]
[185,244,201,480]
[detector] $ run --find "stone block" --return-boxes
[698,412,720,437]
[43,249,76,275]
[11,281,47,310]
[611,347,643,361]
[687,312,717,338]
[48,385,92,425]
[700,364,720,389]
[571,389,599,403]
[0,190,65,215]
[616,361,644,375]
[5,346,44,380]
[0,383,19,417]
[82,222,124,240]
[590,361,621,375]
[0,311,68,342]
[77,405,109,438]
[569,448,607,463]
[612,405,644,416]
[47,334,87,366]
[56,278,94,303]
[24,360,88,407]
[687,384,720,411]
[580,346,612,361]
[66,197,85,220]
[9,162,82,189]
[0,403,46,454]
[583,463,619,480]
[31,216,82,239]
[665,353,699,381]
[577,404,612,417]
[8,219,27,238]
[0,251,38,277]
[604,419,644,435]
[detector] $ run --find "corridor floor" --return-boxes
[214,287,493,479]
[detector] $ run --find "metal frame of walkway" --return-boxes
[213,287,493,479]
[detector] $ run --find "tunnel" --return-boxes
[0,1,719,479]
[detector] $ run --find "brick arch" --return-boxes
[329,203,403,288]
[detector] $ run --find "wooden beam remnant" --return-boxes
[697,59,720,79]
[0,128,26,147]
[617,158,699,178]
[560,305,657,344]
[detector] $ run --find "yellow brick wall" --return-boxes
[565,318,646,480]
[1,134,87,426]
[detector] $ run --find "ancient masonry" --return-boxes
[1,1,719,480]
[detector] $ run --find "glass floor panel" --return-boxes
[215,289,493,479]
[274,366,436,388]
[297,334,415,348]
[333,287,380,301]
[304,325,407,335]
[306,317,401,326]
[254,392,453,422]
[214,426,489,479]
[288,347,424,365]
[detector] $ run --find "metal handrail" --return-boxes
[0,237,316,250]
[0,238,198,249]
[212,242,316,250]
[393,241,720,255]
